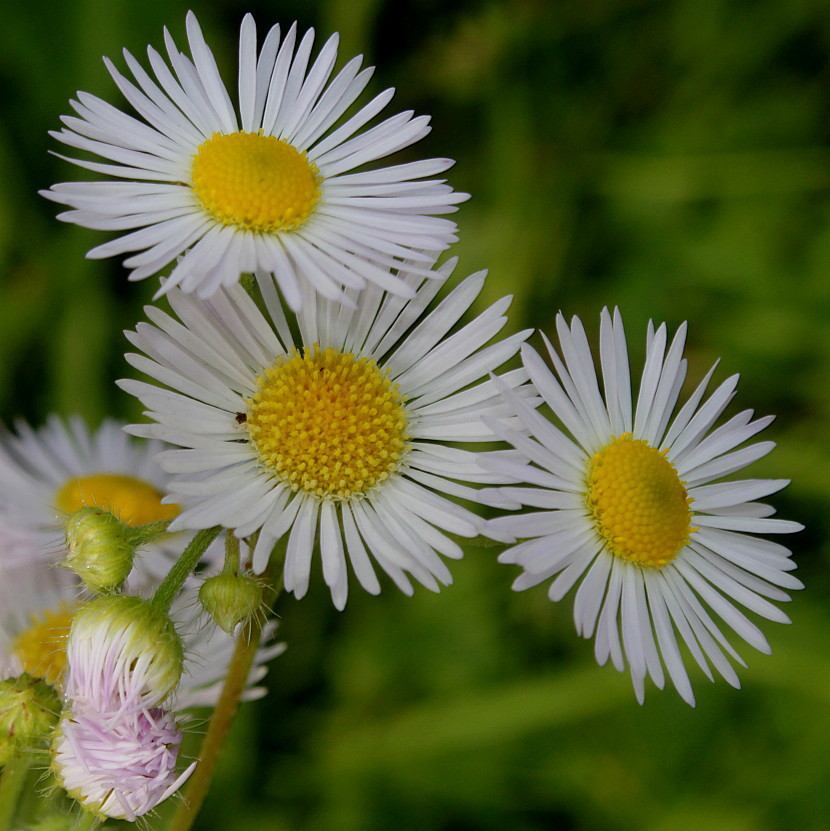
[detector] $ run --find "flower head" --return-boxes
[52,705,195,821]
[65,595,184,712]
[41,12,467,309]
[119,259,532,608]
[485,308,803,705]
[0,415,186,587]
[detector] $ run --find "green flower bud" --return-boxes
[199,572,264,634]
[62,507,135,593]
[0,673,61,765]
[68,596,184,707]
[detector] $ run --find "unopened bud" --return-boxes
[63,507,135,593]
[0,673,61,764]
[67,596,183,709]
[199,572,263,634]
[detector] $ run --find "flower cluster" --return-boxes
[0,8,804,829]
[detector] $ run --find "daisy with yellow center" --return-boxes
[41,11,467,309]
[484,308,803,706]
[0,416,281,708]
[0,416,185,583]
[119,258,531,609]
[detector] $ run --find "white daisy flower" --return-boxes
[484,308,803,706]
[41,11,467,309]
[0,415,198,584]
[118,258,532,609]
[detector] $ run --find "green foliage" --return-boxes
[1,0,827,828]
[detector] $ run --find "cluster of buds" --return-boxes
[42,505,199,820]
[51,595,195,821]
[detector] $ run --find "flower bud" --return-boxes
[0,673,61,765]
[66,596,183,710]
[62,507,135,593]
[199,572,263,634]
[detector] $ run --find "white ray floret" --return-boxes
[484,308,803,706]
[119,258,534,609]
[41,12,467,309]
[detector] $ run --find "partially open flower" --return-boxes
[65,596,183,711]
[52,704,195,821]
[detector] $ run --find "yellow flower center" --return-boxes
[54,474,179,527]
[246,346,409,500]
[586,434,693,567]
[191,131,320,233]
[12,605,75,686]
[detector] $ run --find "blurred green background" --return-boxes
[2,0,829,828]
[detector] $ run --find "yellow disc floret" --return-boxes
[12,605,75,687]
[246,346,409,500]
[191,131,320,233]
[586,433,693,567]
[55,474,179,527]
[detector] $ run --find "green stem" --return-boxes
[127,518,174,549]
[0,752,32,831]
[223,533,240,576]
[150,527,222,615]
[168,545,284,831]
